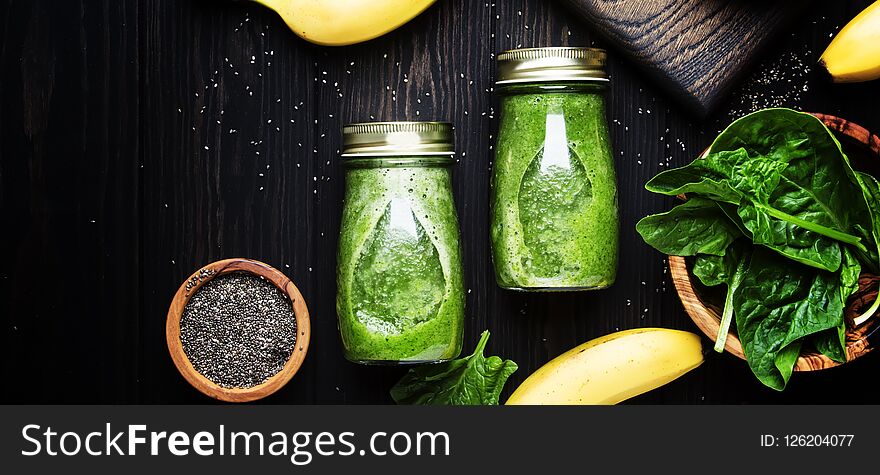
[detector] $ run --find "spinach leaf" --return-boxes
[811,248,860,363]
[649,110,872,272]
[716,201,752,238]
[851,171,880,323]
[636,197,742,257]
[710,109,846,167]
[638,108,880,391]
[692,242,751,352]
[812,330,846,363]
[644,149,743,203]
[839,247,862,307]
[692,254,730,287]
[855,171,880,272]
[390,331,518,405]
[648,147,845,272]
[710,109,872,270]
[733,247,849,391]
[736,203,843,272]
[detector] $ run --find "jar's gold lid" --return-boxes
[496,47,608,85]
[341,121,455,156]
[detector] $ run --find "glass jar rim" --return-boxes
[342,155,456,168]
[496,47,608,85]
[342,121,454,156]
[496,77,610,86]
[495,82,608,95]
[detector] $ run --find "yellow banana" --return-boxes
[506,328,704,405]
[820,0,880,83]
[254,0,438,46]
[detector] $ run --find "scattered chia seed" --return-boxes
[725,45,812,120]
[180,273,296,389]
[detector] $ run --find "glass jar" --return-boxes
[491,47,619,291]
[336,122,464,364]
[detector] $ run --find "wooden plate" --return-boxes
[166,258,311,402]
[671,113,880,371]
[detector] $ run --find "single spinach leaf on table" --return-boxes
[636,197,742,257]
[390,331,518,405]
[733,247,849,391]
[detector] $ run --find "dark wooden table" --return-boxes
[2,0,879,404]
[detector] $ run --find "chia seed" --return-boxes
[725,45,812,120]
[180,272,297,389]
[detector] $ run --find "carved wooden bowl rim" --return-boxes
[166,258,311,402]
[671,113,880,371]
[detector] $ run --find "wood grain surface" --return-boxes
[2,0,880,404]
[560,0,801,116]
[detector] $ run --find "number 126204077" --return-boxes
[761,434,855,447]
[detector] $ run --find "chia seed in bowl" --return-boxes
[179,272,297,389]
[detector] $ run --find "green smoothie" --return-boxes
[491,84,619,289]
[337,157,464,363]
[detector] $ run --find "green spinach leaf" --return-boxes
[811,248,860,363]
[639,108,879,391]
[733,248,849,391]
[855,171,880,272]
[649,110,873,272]
[812,330,846,363]
[692,242,751,352]
[711,109,872,270]
[644,149,743,203]
[692,254,730,287]
[851,171,880,323]
[636,197,742,257]
[716,201,752,238]
[390,331,518,405]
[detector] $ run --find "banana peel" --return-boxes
[506,328,704,405]
[255,0,438,46]
[820,0,880,83]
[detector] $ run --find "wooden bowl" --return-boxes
[166,258,311,402]
[671,113,880,371]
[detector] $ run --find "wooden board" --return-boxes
[559,0,801,116]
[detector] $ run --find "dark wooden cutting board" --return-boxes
[560,0,803,116]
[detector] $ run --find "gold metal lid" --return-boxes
[341,121,455,157]
[496,47,608,85]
